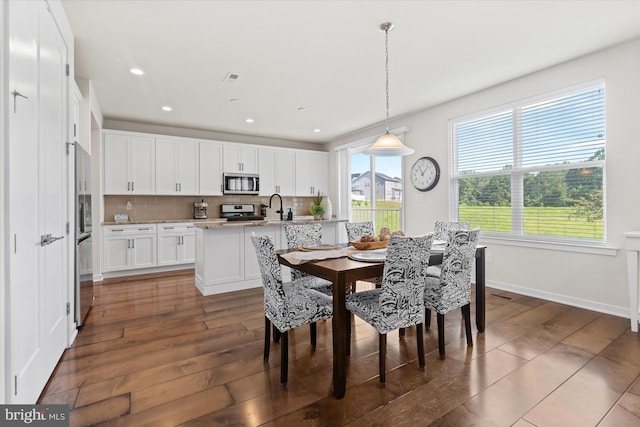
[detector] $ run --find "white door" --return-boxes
[8,0,68,403]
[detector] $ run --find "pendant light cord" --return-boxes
[384,26,390,133]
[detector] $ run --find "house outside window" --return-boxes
[451,81,606,244]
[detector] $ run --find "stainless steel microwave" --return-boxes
[223,173,260,195]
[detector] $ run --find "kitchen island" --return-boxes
[194,219,346,296]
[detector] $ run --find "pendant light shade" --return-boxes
[363,132,414,156]
[364,22,414,157]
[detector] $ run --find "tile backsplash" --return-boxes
[104,195,319,223]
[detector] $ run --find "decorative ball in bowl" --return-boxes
[349,240,389,250]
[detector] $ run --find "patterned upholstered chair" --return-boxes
[345,233,434,383]
[426,221,470,279]
[345,221,383,289]
[250,233,333,388]
[424,228,480,359]
[283,223,333,295]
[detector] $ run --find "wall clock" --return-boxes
[410,156,440,191]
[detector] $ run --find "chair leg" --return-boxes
[463,303,473,347]
[416,323,425,370]
[399,327,405,337]
[273,325,281,343]
[437,313,446,359]
[264,317,271,362]
[379,333,387,384]
[310,322,317,349]
[280,331,288,388]
[425,308,431,329]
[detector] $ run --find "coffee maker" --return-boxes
[193,199,208,219]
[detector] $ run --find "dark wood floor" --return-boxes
[39,269,640,426]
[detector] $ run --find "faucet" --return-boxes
[268,193,284,221]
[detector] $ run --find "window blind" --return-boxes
[453,82,606,243]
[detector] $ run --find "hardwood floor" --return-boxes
[39,269,640,426]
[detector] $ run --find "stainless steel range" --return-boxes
[220,204,265,221]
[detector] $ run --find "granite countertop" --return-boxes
[103,218,346,227]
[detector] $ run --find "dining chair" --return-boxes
[283,223,333,295]
[345,221,384,290]
[250,233,333,388]
[426,220,470,279]
[345,233,434,383]
[424,228,480,359]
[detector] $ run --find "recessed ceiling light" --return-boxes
[130,68,144,76]
[223,73,239,83]
[245,118,254,123]
[230,99,240,103]
[162,106,172,112]
[313,129,321,133]
[297,107,308,112]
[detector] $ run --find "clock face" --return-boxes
[410,157,440,191]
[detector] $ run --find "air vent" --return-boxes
[223,73,239,82]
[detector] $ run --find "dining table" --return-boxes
[277,243,487,399]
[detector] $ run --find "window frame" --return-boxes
[449,79,614,254]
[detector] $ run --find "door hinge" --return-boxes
[66,302,70,315]
[66,142,73,154]
[66,222,70,235]
[66,64,70,76]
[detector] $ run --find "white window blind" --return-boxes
[452,82,606,243]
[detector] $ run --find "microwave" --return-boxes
[223,173,260,195]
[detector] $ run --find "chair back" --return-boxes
[434,220,470,241]
[438,228,480,306]
[284,223,322,281]
[345,221,375,242]
[377,233,434,332]
[250,233,288,328]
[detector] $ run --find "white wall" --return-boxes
[0,0,7,406]
[328,38,640,318]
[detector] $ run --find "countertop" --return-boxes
[103,218,347,228]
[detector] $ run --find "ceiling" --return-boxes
[61,0,640,144]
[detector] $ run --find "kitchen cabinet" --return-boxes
[158,223,196,266]
[259,148,295,196]
[103,224,157,272]
[155,137,199,195]
[104,132,155,194]
[244,226,281,280]
[199,141,224,195]
[295,151,328,196]
[223,144,258,174]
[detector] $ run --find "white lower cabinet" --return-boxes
[195,222,341,296]
[157,223,196,266]
[103,224,157,272]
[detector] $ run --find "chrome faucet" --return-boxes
[269,193,284,221]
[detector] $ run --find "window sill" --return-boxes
[479,235,618,256]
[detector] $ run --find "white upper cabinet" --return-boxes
[155,137,199,195]
[104,132,155,194]
[223,144,258,174]
[295,151,328,196]
[199,141,223,195]
[258,148,295,196]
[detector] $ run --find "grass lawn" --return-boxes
[459,205,603,239]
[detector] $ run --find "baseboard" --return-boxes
[93,273,104,282]
[487,279,630,320]
[101,264,195,279]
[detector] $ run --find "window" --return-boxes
[451,82,606,243]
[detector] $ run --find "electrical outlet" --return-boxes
[126,200,132,210]
[486,253,493,263]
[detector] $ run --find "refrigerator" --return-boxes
[75,143,93,325]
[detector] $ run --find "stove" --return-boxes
[220,204,265,221]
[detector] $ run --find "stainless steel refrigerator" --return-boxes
[75,143,93,325]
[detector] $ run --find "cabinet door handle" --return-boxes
[138,227,150,231]
[127,239,130,249]
[131,238,135,249]
[127,182,131,191]
[112,229,124,232]
[181,236,184,245]
[179,183,182,192]
[132,182,135,191]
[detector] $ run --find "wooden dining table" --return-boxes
[276,244,487,399]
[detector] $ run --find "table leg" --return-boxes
[475,247,486,333]
[332,275,347,399]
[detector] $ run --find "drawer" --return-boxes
[104,224,157,235]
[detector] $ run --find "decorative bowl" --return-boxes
[349,240,389,250]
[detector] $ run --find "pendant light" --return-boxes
[363,22,414,157]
